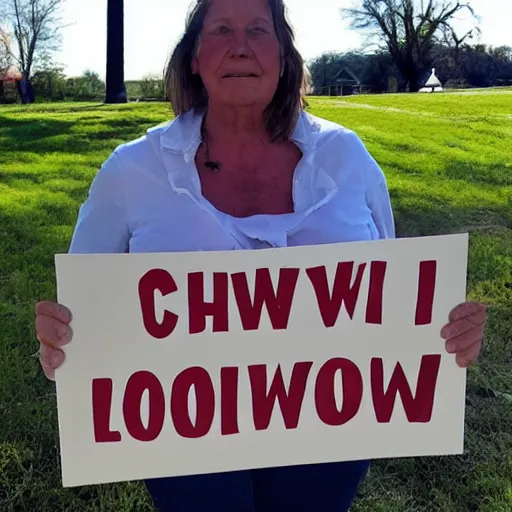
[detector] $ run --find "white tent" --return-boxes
[419,68,443,93]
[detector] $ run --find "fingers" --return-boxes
[445,327,482,354]
[441,308,487,340]
[35,301,72,381]
[455,341,482,368]
[442,302,487,369]
[448,302,487,324]
[35,314,73,349]
[35,301,72,324]
[40,344,66,381]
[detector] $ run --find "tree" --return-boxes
[308,42,512,94]
[307,52,350,94]
[73,69,105,99]
[0,0,65,98]
[139,73,164,99]
[31,65,66,100]
[341,0,479,92]
[0,32,12,68]
[105,0,127,103]
[308,50,406,94]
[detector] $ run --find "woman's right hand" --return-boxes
[35,301,73,381]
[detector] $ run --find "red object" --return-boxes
[0,66,22,82]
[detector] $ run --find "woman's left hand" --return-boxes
[441,302,488,368]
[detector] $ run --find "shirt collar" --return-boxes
[157,106,335,219]
[159,106,320,160]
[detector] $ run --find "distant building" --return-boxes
[320,68,363,96]
[419,68,443,93]
[0,65,22,103]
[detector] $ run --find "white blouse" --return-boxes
[69,108,395,255]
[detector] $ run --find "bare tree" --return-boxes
[439,18,480,68]
[0,0,64,87]
[0,31,12,68]
[342,0,479,92]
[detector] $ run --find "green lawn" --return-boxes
[1,93,511,511]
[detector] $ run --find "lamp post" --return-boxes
[105,0,127,103]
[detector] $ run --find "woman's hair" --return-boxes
[164,0,310,142]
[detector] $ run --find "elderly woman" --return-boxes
[35,0,487,510]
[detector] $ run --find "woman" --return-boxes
[35,0,487,510]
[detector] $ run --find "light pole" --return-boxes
[105,0,127,103]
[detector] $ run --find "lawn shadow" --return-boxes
[0,116,75,139]
[0,171,47,184]
[375,137,512,187]
[443,160,512,187]
[0,114,162,155]
[392,188,512,238]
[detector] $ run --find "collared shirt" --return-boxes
[69,108,395,255]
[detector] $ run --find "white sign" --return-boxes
[55,234,468,488]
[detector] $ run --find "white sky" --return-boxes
[56,0,512,80]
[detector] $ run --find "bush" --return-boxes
[444,79,470,89]
[67,70,105,100]
[32,69,67,101]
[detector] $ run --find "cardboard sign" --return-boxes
[55,234,468,488]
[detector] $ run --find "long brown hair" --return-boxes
[164,0,310,142]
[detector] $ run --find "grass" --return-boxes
[1,93,511,511]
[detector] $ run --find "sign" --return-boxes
[54,234,468,488]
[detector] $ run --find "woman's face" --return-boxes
[193,0,282,109]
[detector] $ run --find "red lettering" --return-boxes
[171,367,215,438]
[249,362,312,430]
[415,261,437,325]
[307,262,366,327]
[138,269,178,339]
[221,367,239,435]
[366,261,387,324]
[92,378,122,442]
[188,272,229,334]
[315,358,363,426]
[232,268,300,330]
[122,371,165,442]
[371,354,441,423]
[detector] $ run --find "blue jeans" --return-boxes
[145,460,370,512]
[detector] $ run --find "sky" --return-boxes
[56,0,512,81]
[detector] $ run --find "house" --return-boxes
[0,65,22,103]
[320,67,362,96]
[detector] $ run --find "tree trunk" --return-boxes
[17,75,35,104]
[105,0,127,104]
[408,75,420,92]
[401,65,421,93]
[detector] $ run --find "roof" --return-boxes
[331,67,361,85]
[0,66,22,81]
[421,68,442,87]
